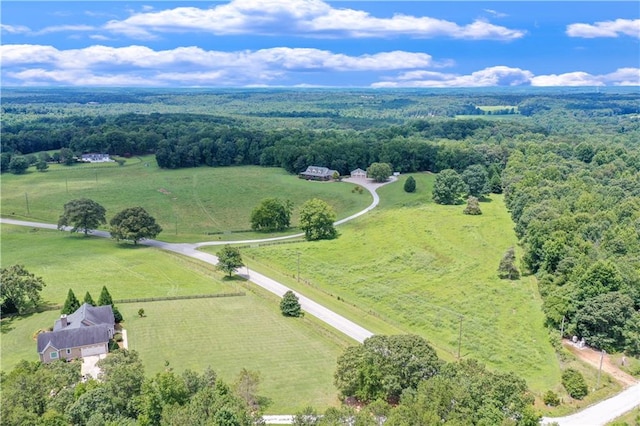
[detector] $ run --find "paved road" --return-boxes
[3,175,639,424]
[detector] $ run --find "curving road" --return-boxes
[2,175,639,424]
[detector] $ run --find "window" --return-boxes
[66,349,72,355]
[50,351,58,359]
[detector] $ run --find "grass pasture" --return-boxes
[235,173,562,394]
[0,159,372,242]
[0,225,349,413]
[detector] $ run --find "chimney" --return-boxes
[60,314,68,328]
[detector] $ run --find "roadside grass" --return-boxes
[120,290,350,413]
[607,407,640,426]
[0,225,234,305]
[231,173,562,395]
[0,159,372,242]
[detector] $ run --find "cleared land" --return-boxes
[0,225,349,413]
[232,173,563,394]
[0,158,372,242]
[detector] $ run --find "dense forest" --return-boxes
[2,87,639,356]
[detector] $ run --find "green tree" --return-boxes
[403,176,416,193]
[234,368,262,412]
[8,156,29,174]
[97,349,145,418]
[58,198,107,235]
[98,285,123,323]
[280,290,302,317]
[250,198,293,232]
[217,245,244,277]
[574,292,635,352]
[61,289,81,315]
[367,162,392,183]
[299,198,337,241]
[35,160,49,172]
[334,334,440,403]
[562,369,588,399]
[109,206,163,244]
[462,164,489,198]
[84,291,95,306]
[489,173,503,194]
[498,247,520,280]
[463,196,482,215]
[0,264,46,314]
[59,147,75,166]
[432,169,468,205]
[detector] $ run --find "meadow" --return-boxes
[0,225,350,413]
[0,157,372,242]
[229,173,564,395]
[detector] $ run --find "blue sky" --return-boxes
[1,1,639,87]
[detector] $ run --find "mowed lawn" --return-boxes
[0,159,372,242]
[238,173,561,394]
[0,225,349,412]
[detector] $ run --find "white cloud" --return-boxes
[375,67,640,88]
[0,44,437,86]
[1,24,31,34]
[102,0,525,40]
[34,25,95,35]
[567,19,640,38]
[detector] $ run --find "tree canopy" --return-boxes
[299,198,337,241]
[61,289,80,315]
[432,169,468,205]
[217,245,244,277]
[57,198,107,235]
[0,264,46,314]
[462,164,489,198]
[109,206,162,244]
[367,162,392,183]
[280,290,302,317]
[250,198,293,232]
[403,175,416,193]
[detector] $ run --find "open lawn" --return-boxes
[233,173,563,395]
[0,225,349,413]
[0,159,372,242]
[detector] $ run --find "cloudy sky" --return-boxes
[1,0,639,87]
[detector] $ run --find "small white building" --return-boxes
[350,168,367,179]
[81,153,112,163]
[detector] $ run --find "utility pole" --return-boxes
[25,193,30,215]
[596,349,605,389]
[457,316,463,359]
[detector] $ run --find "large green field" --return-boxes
[0,225,350,413]
[227,173,563,394]
[0,157,372,242]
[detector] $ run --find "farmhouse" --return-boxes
[37,303,115,363]
[350,168,367,179]
[299,166,338,181]
[81,153,112,163]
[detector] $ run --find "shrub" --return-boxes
[280,290,302,317]
[543,390,560,406]
[403,176,416,193]
[562,369,588,399]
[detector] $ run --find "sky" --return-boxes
[1,1,639,88]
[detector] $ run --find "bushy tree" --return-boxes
[250,198,293,232]
[543,390,560,406]
[216,245,244,277]
[35,161,49,172]
[334,334,440,403]
[110,206,162,244]
[574,292,635,352]
[432,169,468,205]
[97,285,123,323]
[0,264,46,314]
[367,162,392,183]
[403,176,416,193]
[463,196,482,215]
[61,289,81,315]
[498,247,520,280]
[58,198,107,235]
[8,156,29,174]
[84,291,95,306]
[462,164,489,198]
[280,291,302,317]
[561,369,588,399]
[299,198,337,241]
[59,148,75,166]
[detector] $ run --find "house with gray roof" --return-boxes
[37,303,115,363]
[299,166,338,181]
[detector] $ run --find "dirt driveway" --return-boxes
[563,339,638,387]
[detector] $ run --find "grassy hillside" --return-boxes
[234,173,562,393]
[0,225,349,413]
[0,159,371,242]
